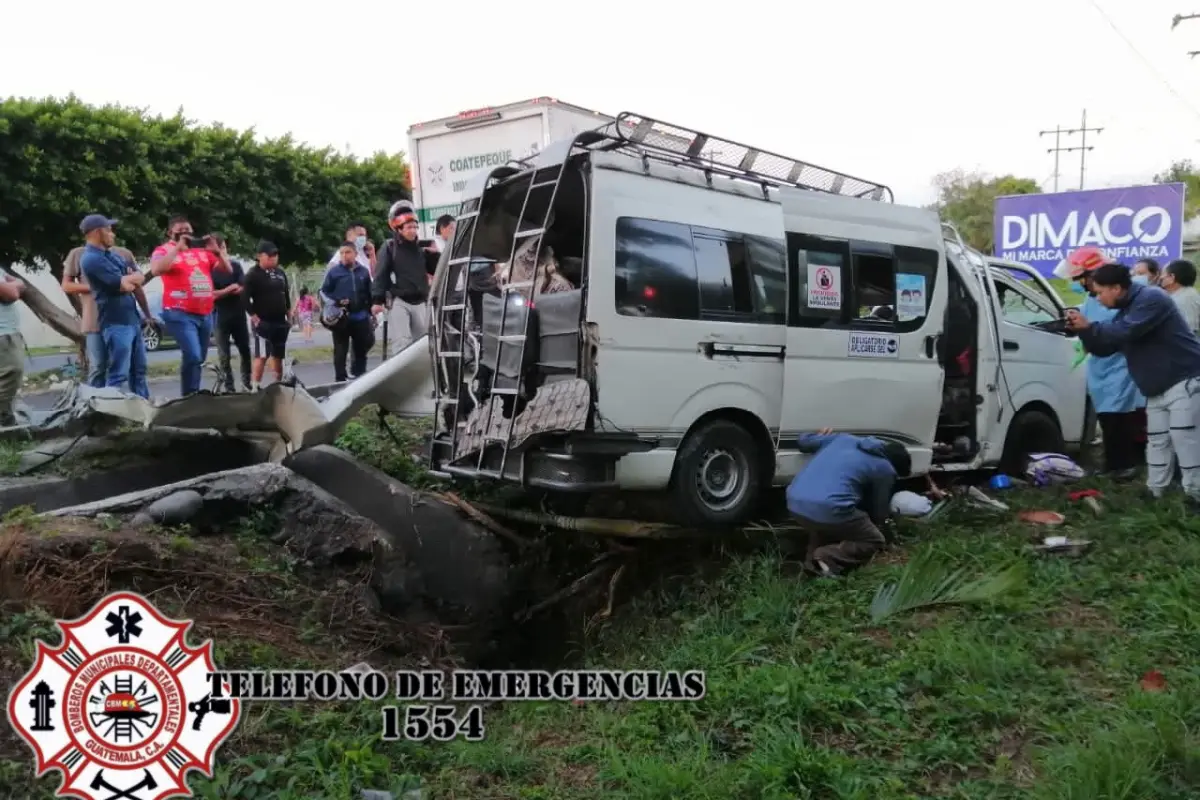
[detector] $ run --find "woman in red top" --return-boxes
[149,215,232,395]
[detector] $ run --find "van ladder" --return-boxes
[429,165,523,474]
[475,159,576,479]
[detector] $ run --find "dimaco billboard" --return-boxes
[993,183,1187,276]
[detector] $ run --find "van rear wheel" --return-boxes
[1001,408,1064,475]
[671,420,763,529]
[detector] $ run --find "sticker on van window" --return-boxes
[806,265,841,310]
[896,273,926,321]
[848,332,899,358]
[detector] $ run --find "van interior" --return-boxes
[934,259,981,463]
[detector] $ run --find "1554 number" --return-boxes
[380,705,486,742]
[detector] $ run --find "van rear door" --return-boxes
[777,194,947,475]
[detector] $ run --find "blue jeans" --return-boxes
[101,324,149,399]
[85,332,107,388]
[162,309,211,395]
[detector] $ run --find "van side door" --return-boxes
[778,232,947,476]
[987,262,1088,446]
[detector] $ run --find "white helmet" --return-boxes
[387,199,415,222]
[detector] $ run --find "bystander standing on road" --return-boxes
[149,216,232,396]
[0,270,26,425]
[322,242,376,382]
[1159,259,1200,335]
[372,208,439,353]
[79,215,149,399]
[243,241,292,389]
[210,234,252,392]
[434,214,455,254]
[62,238,150,388]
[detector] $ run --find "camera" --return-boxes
[177,233,211,249]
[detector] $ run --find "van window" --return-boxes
[615,217,785,323]
[614,217,700,320]
[788,233,850,329]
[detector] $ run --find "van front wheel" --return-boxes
[1001,408,1064,474]
[671,420,762,529]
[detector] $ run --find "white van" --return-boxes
[425,113,1089,526]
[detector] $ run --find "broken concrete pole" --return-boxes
[285,446,521,661]
[131,490,204,527]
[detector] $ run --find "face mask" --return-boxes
[1070,280,1086,293]
[1132,274,1149,286]
[354,235,367,250]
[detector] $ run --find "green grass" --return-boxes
[3,418,1200,798]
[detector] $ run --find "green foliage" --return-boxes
[0,95,411,274]
[869,549,1026,622]
[931,170,1042,253]
[1154,160,1200,221]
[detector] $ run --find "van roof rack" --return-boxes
[597,112,894,203]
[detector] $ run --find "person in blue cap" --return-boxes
[78,214,149,398]
[786,428,911,577]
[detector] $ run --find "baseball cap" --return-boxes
[256,240,279,255]
[80,214,118,235]
[1054,246,1106,280]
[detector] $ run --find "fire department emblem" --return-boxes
[6,592,242,800]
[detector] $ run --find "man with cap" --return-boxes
[242,240,293,389]
[79,214,150,399]
[62,224,151,388]
[371,202,440,353]
[149,214,232,396]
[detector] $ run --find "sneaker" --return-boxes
[241,383,253,393]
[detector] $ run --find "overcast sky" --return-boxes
[4,0,1198,206]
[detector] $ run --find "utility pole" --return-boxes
[1040,110,1103,191]
[1172,12,1200,30]
[1038,125,1064,192]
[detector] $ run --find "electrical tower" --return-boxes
[1039,110,1103,192]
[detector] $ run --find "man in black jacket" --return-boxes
[371,208,440,353]
[210,235,252,392]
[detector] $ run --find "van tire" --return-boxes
[1001,409,1064,475]
[671,419,763,529]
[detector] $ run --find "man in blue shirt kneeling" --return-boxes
[786,429,911,577]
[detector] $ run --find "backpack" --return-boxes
[1024,453,1085,486]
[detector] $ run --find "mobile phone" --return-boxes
[418,239,435,249]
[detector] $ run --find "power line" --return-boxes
[1087,0,1200,121]
[1040,110,1103,191]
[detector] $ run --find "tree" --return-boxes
[1153,160,1200,220]
[0,95,411,343]
[929,170,1042,253]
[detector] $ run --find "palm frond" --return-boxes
[869,550,1026,623]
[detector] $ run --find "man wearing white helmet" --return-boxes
[371,201,440,353]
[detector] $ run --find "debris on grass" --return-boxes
[1139,669,1167,692]
[1018,510,1066,526]
[869,549,1026,623]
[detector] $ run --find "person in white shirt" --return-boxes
[434,214,455,253]
[319,221,377,315]
[1159,259,1200,334]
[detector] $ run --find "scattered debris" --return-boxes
[869,550,1026,623]
[1018,510,1066,526]
[1031,535,1093,556]
[1139,669,1167,693]
[1024,453,1085,487]
[1069,489,1105,517]
[890,490,933,517]
[965,485,1010,512]
[989,474,1014,491]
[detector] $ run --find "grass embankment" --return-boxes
[2,414,1200,798]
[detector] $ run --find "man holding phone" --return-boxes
[149,215,232,396]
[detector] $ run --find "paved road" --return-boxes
[19,354,384,413]
[24,328,337,374]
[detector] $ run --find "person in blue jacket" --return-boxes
[785,429,911,577]
[1073,264,1146,479]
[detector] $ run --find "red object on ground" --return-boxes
[1068,489,1103,502]
[1140,669,1167,692]
[1018,510,1066,525]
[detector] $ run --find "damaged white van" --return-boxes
[425,113,1089,526]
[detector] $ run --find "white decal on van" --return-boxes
[848,332,898,358]
[807,265,841,310]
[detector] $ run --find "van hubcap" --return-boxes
[695,448,747,512]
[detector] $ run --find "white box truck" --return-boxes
[407,97,615,239]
